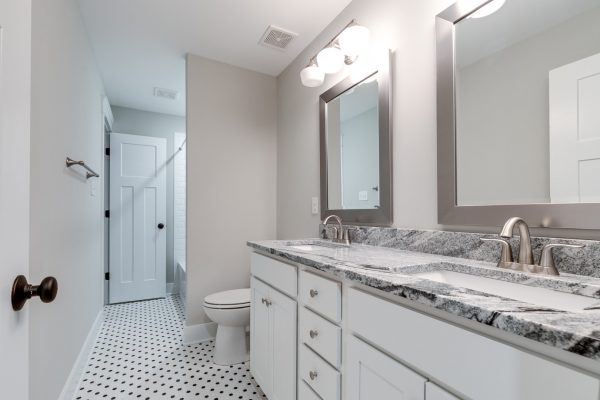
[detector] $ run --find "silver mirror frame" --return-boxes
[436,2,600,230]
[320,50,392,226]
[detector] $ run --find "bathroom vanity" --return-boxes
[248,229,600,400]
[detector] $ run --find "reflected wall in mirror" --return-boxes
[455,0,600,206]
[326,76,380,210]
[320,50,392,225]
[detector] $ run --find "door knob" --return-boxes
[157,223,165,229]
[11,275,58,311]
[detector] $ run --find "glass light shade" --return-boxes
[316,47,345,74]
[469,0,506,18]
[300,65,325,87]
[338,25,370,56]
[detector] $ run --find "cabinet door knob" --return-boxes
[261,298,266,304]
[309,371,318,380]
[265,299,272,307]
[309,330,319,339]
[157,223,165,230]
[309,289,319,298]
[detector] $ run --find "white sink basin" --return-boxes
[413,270,600,312]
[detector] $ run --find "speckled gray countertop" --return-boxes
[247,238,600,361]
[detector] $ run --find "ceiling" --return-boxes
[77,0,353,116]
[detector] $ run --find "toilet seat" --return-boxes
[203,288,250,309]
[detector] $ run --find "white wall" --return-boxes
[456,8,600,206]
[277,0,455,238]
[111,106,186,283]
[29,0,105,398]
[174,133,187,272]
[186,54,277,326]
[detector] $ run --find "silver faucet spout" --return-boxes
[500,217,534,265]
[323,214,344,241]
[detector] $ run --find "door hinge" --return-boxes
[105,147,110,156]
[105,272,110,281]
[105,210,110,218]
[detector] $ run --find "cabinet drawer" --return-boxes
[347,288,600,400]
[299,307,341,368]
[299,270,341,322]
[299,380,322,400]
[299,344,340,400]
[251,252,297,297]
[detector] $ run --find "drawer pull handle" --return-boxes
[309,371,318,380]
[309,289,319,298]
[309,330,319,339]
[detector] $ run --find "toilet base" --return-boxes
[213,325,249,365]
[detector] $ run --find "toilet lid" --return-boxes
[204,288,251,307]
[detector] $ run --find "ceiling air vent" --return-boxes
[259,25,297,51]
[153,87,179,100]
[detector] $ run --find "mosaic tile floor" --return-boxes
[75,296,266,400]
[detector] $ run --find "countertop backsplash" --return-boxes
[320,224,600,278]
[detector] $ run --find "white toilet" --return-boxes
[203,288,251,365]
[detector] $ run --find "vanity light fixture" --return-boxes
[469,0,506,18]
[300,59,325,87]
[300,20,370,87]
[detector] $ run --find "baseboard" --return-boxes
[58,309,104,400]
[166,282,178,295]
[183,322,217,345]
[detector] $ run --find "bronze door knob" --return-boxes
[11,275,58,311]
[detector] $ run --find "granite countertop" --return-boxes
[247,238,600,362]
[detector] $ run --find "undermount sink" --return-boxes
[412,270,600,312]
[286,241,349,252]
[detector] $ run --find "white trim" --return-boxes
[183,322,217,345]
[166,282,178,295]
[58,309,104,400]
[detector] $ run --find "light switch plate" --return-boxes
[311,197,319,214]
[359,191,368,201]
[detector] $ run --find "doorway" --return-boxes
[103,107,187,305]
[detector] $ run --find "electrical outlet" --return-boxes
[311,197,319,214]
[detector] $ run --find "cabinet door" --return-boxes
[251,277,272,397]
[345,335,426,400]
[270,286,298,400]
[425,383,460,400]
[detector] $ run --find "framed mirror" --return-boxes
[437,0,600,229]
[320,50,392,225]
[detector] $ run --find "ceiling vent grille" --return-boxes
[260,25,297,51]
[153,87,179,100]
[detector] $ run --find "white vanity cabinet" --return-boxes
[250,254,298,400]
[346,335,426,400]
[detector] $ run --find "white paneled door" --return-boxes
[109,133,167,303]
[549,53,600,203]
[0,0,32,398]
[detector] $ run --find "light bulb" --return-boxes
[338,25,370,57]
[300,64,325,87]
[316,47,344,74]
[469,0,506,18]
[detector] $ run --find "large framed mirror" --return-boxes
[437,0,600,229]
[320,50,392,225]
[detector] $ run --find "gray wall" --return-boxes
[277,0,455,238]
[456,8,600,206]
[30,0,106,398]
[111,106,186,284]
[186,54,277,326]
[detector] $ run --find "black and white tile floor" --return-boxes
[75,296,266,400]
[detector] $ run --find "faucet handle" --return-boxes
[481,237,514,264]
[539,243,584,276]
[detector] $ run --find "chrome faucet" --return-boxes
[323,214,352,245]
[483,217,584,276]
[499,217,534,265]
